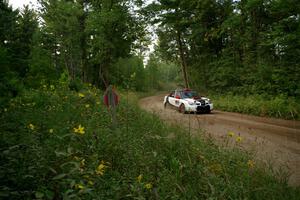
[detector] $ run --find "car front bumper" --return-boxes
[186,103,213,112]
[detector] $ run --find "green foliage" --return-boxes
[211,93,300,120]
[68,77,84,92]
[148,0,300,97]
[145,54,181,91]
[0,2,38,106]
[1,86,299,199]
[85,0,145,87]
[111,56,146,91]
[25,31,59,88]
[39,0,84,80]
[35,0,147,88]
[0,71,24,107]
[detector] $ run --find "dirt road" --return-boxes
[139,94,300,186]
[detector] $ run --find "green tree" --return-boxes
[145,0,192,88]
[39,0,84,80]
[14,5,38,77]
[87,0,141,88]
[0,2,38,104]
[147,0,299,96]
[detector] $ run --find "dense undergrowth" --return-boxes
[1,84,299,199]
[210,94,300,120]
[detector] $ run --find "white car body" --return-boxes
[163,89,213,113]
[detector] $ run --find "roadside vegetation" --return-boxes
[1,84,300,199]
[210,94,300,120]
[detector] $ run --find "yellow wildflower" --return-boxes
[227,131,234,137]
[137,174,142,183]
[75,184,84,190]
[247,160,255,168]
[85,104,90,108]
[96,161,107,176]
[49,129,54,133]
[145,183,152,190]
[96,101,100,105]
[78,93,85,98]
[73,124,85,135]
[88,180,94,185]
[29,123,35,130]
[236,136,242,142]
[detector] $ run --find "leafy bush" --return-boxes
[1,87,299,199]
[68,78,84,92]
[0,71,24,108]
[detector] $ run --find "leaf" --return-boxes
[67,147,73,154]
[52,173,67,180]
[54,150,68,157]
[60,161,80,169]
[48,167,57,174]
[44,190,54,199]
[35,191,44,199]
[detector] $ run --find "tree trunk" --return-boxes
[176,30,189,89]
[98,64,108,89]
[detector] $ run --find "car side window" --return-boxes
[170,91,175,97]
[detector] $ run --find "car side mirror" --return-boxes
[175,95,180,99]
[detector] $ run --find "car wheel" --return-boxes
[179,104,186,113]
[205,106,211,114]
[164,98,169,108]
[164,101,169,108]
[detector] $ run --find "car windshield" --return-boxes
[181,90,198,98]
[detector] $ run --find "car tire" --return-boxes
[164,101,169,108]
[205,106,211,114]
[164,98,169,108]
[179,104,186,114]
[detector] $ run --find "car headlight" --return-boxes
[188,101,194,105]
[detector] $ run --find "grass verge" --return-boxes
[210,94,300,120]
[1,85,299,199]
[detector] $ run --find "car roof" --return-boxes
[176,88,194,92]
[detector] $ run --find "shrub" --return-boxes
[211,94,300,120]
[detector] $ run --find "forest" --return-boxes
[1,0,299,98]
[1,0,300,199]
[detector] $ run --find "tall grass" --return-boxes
[1,85,299,199]
[210,94,300,120]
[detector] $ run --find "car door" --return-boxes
[168,91,176,106]
[173,90,181,107]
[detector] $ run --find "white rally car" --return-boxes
[163,89,213,113]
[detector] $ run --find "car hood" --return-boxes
[184,97,209,103]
